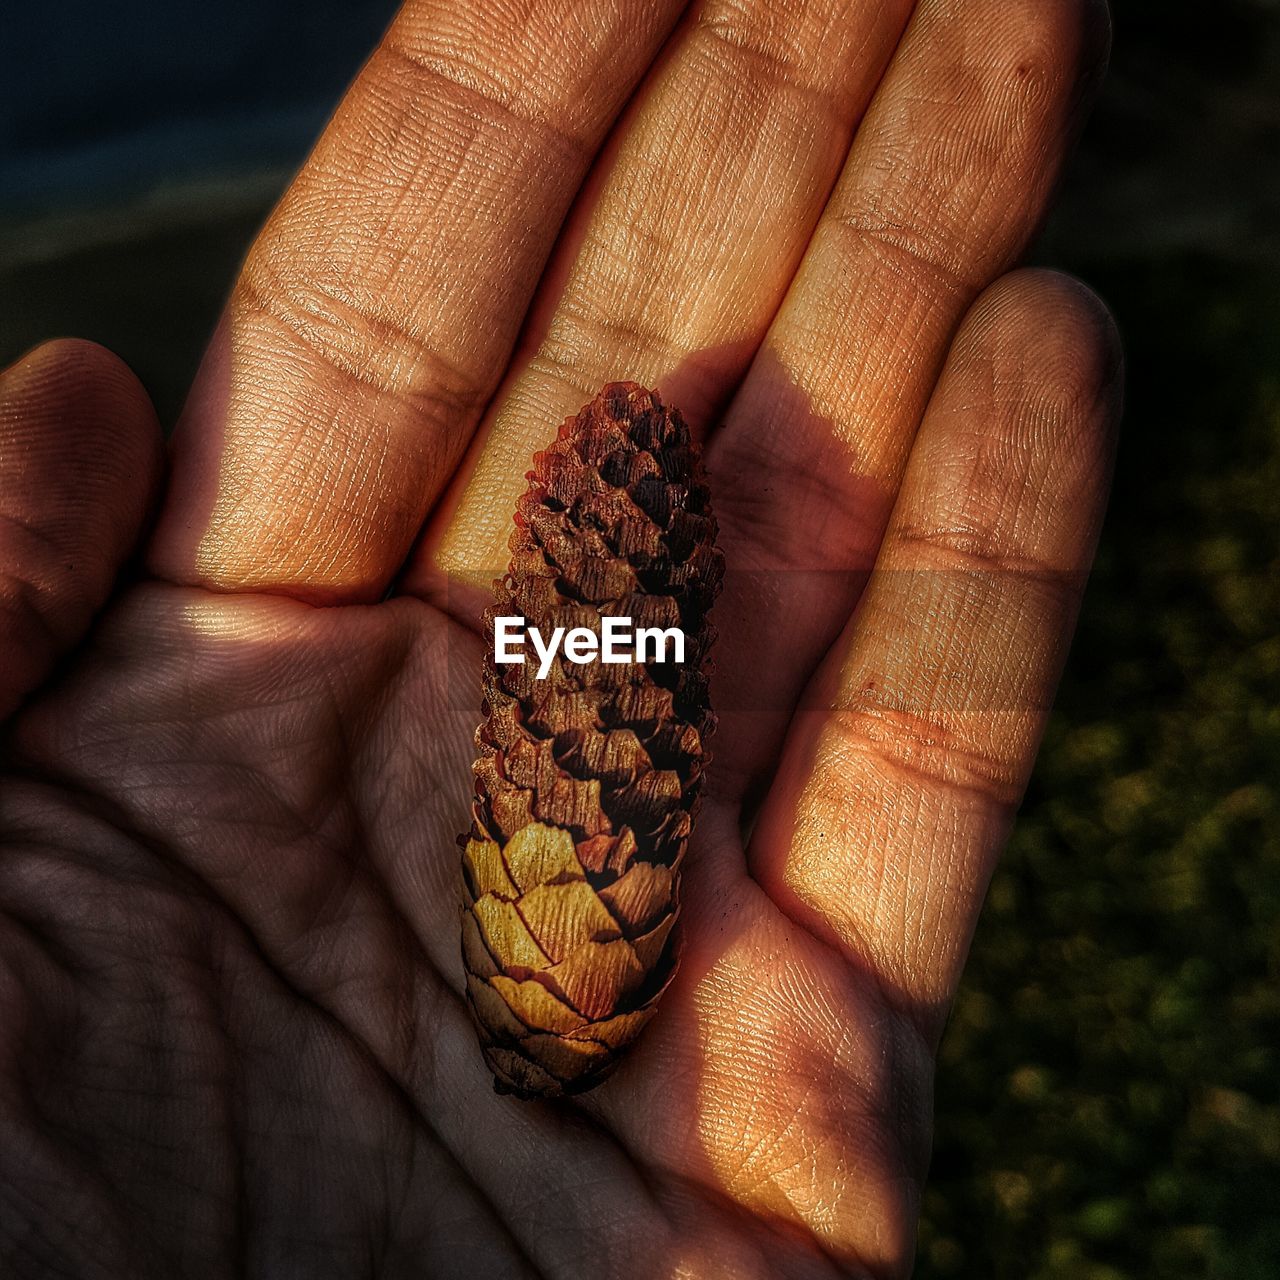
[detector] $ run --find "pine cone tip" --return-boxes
[460,382,721,1100]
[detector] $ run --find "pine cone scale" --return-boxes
[461,382,722,1099]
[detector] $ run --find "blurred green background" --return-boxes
[922,5,1280,1277]
[2,2,1277,1277]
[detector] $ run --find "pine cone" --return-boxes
[461,381,723,1099]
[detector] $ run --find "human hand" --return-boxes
[0,0,1121,1275]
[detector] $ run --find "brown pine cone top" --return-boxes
[461,381,723,1099]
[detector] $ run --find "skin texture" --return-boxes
[0,1,1121,1277]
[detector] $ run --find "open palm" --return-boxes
[0,0,1121,1276]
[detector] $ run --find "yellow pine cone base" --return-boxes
[462,822,677,1098]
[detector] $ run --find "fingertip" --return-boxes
[952,266,1123,453]
[887,266,1124,598]
[965,266,1120,351]
[2,337,165,492]
[0,338,165,716]
[989,0,1112,108]
[6,336,149,402]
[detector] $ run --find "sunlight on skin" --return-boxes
[185,316,440,601]
[21,581,906,1274]
[152,0,694,597]
[180,592,301,641]
[748,272,1121,1031]
[2,315,1115,1279]
[422,0,914,598]
[679,891,926,1275]
[5,287,1114,1280]
[556,788,933,1277]
[0,0,1120,1268]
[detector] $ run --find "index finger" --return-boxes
[148,0,687,602]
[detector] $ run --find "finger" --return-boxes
[0,340,163,718]
[706,0,1111,795]
[750,269,1122,1038]
[148,0,687,602]
[411,0,916,608]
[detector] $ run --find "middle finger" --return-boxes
[412,0,915,606]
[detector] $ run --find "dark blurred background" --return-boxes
[2,2,1277,1277]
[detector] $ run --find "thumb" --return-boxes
[0,339,163,720]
